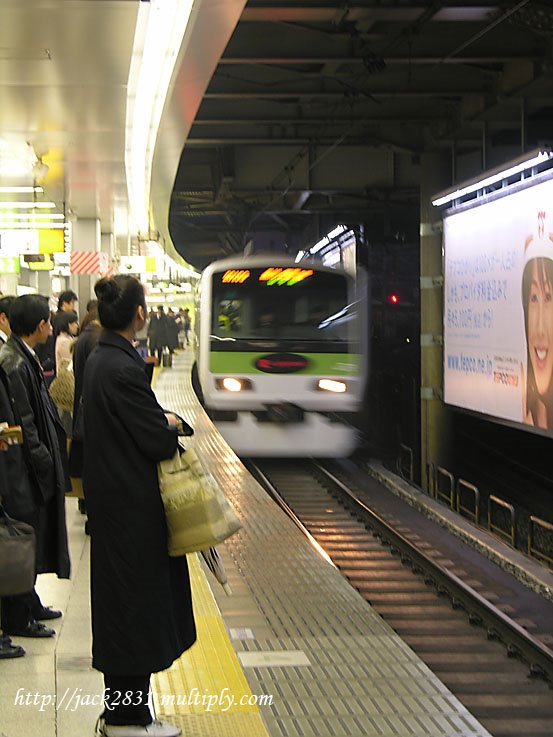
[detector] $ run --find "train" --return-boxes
[193,255,368,456]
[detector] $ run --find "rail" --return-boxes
[314,462,553,682]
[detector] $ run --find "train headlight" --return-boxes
[215,377,253,392]
[317,379,347,393]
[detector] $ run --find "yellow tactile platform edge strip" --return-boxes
[151,555,270,736]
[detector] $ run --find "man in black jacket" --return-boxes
[0,295,70,638]
[0,365,27,658]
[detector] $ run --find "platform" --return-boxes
[0,349,492,737]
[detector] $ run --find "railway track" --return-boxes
[246,459,553,737]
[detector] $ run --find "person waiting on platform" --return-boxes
[0,295,15,346]
[83,276,196,737]
[147,305,169,364]
[182,308,191,346]
[37,290,78,384]
[0,295,70,640]
[0,364,30,659]
[53,311,79,434]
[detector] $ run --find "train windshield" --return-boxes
[211,266,359,350]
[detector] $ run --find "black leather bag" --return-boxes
[0,503,36,596]
[72,398,84,443]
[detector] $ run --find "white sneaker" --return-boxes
[100,720,182,737]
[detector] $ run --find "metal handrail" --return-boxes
[398,444,414,482]
[436,466,455,509]
[488,495,516,547]
[528,516,553,567]
[456,478,480,524]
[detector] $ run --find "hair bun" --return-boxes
[95,278,120,303]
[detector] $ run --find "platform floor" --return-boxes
[0,349,492,737]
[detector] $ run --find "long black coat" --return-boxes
[68,321,101,479]
[82,330,196,675]
[147,313,168,351]
[0,365,34,517]
[0,336,70,578]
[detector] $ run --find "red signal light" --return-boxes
[389,294,399,304]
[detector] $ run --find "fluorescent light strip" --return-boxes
[0,222,67,229]
[125,0,194,233]
[0,213,64,221]
[432,151,552,206]
[310,224,348,254]
[0,186,43,194]
[0,201,56,209]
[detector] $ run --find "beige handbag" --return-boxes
[50,359,75,414]
[158,445,241,556]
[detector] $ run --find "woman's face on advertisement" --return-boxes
[528,259,553,396]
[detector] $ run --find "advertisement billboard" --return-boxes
[444,175,553,434]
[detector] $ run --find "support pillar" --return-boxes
[420,152,452,489]
[70,218,100,319]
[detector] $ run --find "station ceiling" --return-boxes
[169,1,553,268]
[0,2,551,272]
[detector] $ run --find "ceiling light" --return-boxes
[432,150,552,206]
[0,186,43,194]
[126,0,194,234]
[0,201,56,208]
[0,222,66,229]
[0,213,64,220]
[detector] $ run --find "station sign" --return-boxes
[38,229,64,254]
[23,254,54,271]
[0,256,20,274]
[0,229,64,255]
[0,230,39,255]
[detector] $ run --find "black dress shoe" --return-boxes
[34,606,62,621]
[5,620,55,638]
[0,635,25,658]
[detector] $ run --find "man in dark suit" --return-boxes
[0,295,70,638]
[0,295,14,346]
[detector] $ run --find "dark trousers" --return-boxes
[103,674,152,726]
[1,587,42,631]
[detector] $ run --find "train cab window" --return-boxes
[211,267,359,350]
[214,299,242,334]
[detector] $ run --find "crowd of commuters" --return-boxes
[0,283,194,737]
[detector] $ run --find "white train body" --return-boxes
[195,256,368,456]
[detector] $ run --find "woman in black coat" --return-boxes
[83,276,195,737]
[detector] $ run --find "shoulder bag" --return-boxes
[158,444,241,555]
[0,502,36,595]
[50,359,75,414]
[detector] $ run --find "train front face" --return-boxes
[199,258,367,457]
